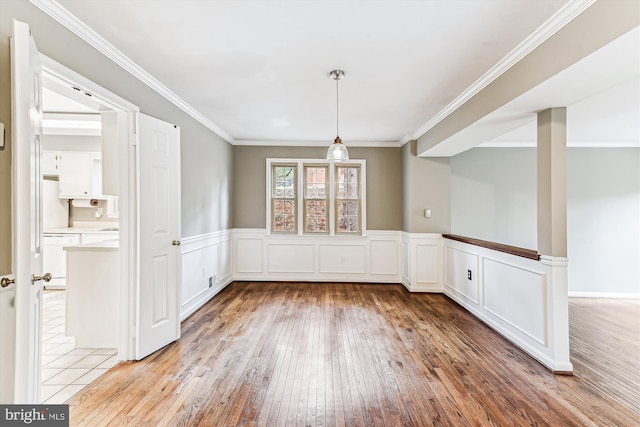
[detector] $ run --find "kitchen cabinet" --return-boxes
[57,151,102,198]
[43,151,61,176]
[42,233,81,288]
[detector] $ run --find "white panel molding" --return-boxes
[443,238,573,373]
[409,0,598,143]
[401,233,444,292]
[233,229,402,283]
[31,0,234,144]
[443,246,480,304]
[180,230,233,321]
[482,258,547,346]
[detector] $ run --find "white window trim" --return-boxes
[266,158,366,237]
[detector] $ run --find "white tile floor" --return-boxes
[41,290,118,404]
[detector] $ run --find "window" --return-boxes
[304,165,328,233]
[336,166,360,234]
[271,164,297,233]
[267,159,365,236]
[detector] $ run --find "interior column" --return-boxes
[537,107,572,373]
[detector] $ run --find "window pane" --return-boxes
[274,166,295,198]
[305,167,327,198]
[337,200,359,233]
[305,200,327,233]
[337,167,359,199]
[273,199,296,232]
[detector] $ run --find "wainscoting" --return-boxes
[443,238,572,372]
[233,229,405,283]
[180,230,233,321]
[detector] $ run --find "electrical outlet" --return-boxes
[467,269,472,280]
[208,276,214,288]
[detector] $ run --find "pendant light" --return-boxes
[326,69,349,161]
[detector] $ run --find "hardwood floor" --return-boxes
[68,283,640,426]
[568,297,640,414]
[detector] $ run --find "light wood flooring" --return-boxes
[68,282,640,426]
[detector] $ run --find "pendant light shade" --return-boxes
[327,70,349,161]
[327,136,349,162]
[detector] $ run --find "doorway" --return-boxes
[39,70,121,403]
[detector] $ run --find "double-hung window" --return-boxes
[271,164,297,233]
[267,159,365,236]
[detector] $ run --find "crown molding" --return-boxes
[234,139,401,148]
[410,0,598,142]
[30,0,235,144]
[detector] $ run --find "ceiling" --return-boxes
[39,0,638,150]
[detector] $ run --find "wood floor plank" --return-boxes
[67,283,640,426]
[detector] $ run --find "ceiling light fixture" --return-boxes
[326,69,349,161]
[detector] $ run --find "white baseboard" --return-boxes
[569,291,640,299]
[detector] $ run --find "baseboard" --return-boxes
[569,291,640,299]
[180,275,232,321]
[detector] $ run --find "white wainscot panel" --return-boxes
[182,244,217,306]
[445,246,479,303]
[237,239,263,273]
[415,245,439,284]
[219,239,232,279]
[402,242,410,280]
[319,245,365,274]
[268,244,314,273]
[371,240,399,275]
[483,258,547,345]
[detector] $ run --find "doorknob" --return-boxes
[1,277,15,288]
[32,272,52,284]
[172,240,181,246]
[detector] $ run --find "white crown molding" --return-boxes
[234,139,401,148]
[409,0,598,143]
[30,0,235,144]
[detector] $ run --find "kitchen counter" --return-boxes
[44,227,119,234]
[63,239,119,251]
[65,237,119,348]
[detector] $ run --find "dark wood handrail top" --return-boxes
[442,234,540,260]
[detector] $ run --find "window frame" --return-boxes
[269,163,298,234]
[303,164,329,235]
[334,164,362,235]
[266,158,366,236]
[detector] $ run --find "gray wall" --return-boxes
[402,141,451,233]
[450,148,537,249]
[233,145,402,230]
[450,146,640,294]
[567,148,640,294]
[0,0,233,274]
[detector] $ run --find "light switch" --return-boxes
[424,209,431,218]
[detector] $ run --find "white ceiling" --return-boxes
[40,0,638,150]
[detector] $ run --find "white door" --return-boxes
[136,113,181,359]
[10,19,46,403]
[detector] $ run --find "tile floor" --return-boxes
[41,289,118,404]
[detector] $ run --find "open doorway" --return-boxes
[39,70,121,403]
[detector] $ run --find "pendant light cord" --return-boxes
[336,76,340,137]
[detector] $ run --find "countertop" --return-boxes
[63,239,119,251]
[44,227,119,234]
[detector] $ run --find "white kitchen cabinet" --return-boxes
[43,151,61,176]
[42,233,81,288]
[58,151,102,198]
